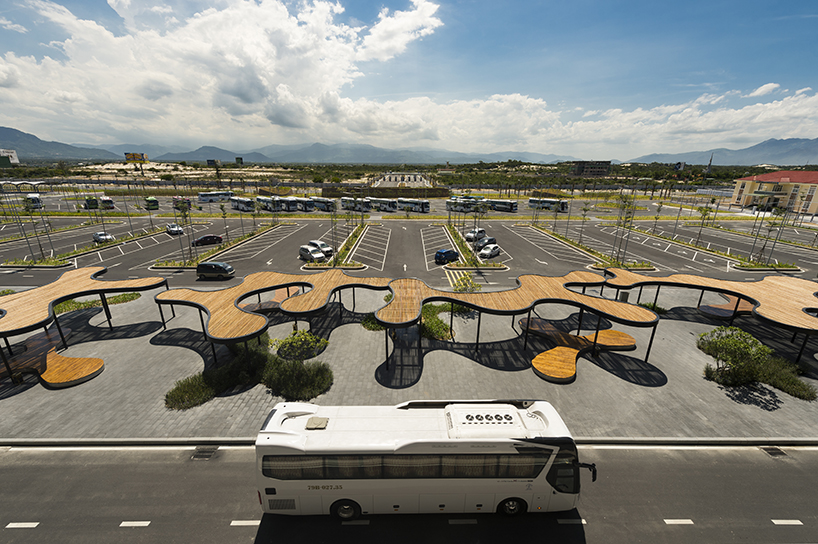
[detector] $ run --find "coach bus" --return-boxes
[397,198,430,213]
[340,197,371,212]
[292,197,315,212]
[485,199,517,212]
[528,198,568,212]
[369,197,398,212]
[445,198,478,213]
[100,196,115,209]
[230,196,255,212]
[198,190,234,203]
[310,197,337,212]
[255,399,596,520]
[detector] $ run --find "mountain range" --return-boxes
[2,126,818,166]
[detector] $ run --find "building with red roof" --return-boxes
[732,170,818,215]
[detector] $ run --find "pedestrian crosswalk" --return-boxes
[444,268,469,288]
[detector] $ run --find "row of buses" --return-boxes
[445,197,568,213]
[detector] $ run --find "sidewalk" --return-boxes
[0,284,816,444]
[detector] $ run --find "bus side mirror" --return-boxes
[575,462,597,482]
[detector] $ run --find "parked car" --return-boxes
[92,232,115,243]
[307,239,334,257]
[434,248,460,264]
[191,234,222,247]
[166,223,183,235]
[465,228,486,241]
[299,245,326,262]
[196,261,234,280]
[478,244,501,259]
[474,236,496,250]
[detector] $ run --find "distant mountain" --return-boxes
[0,127,119,161]
[154,146,271,163]
[630,138,818,166]
[73,143,190,160]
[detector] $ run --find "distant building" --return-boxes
[569,161,611,177]
[377,171,431,184]
[732,170,818,215]
[0,149,19,168]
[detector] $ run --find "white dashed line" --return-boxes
[120,521,151,527]
[771,519,803,525]
[664,519,694,525]
[230,520,261,526]
[6,522,39,529]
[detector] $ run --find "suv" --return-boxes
[196,262,234,280]
[307,240,333,258]
[434,248,459,264]
[465,228,486,241]
[299,245,326,262]
[474,236,496,250]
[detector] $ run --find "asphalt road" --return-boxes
[1,445,815,544]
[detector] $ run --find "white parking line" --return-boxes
[664,519,694,525]
[6,522,39,528]
[771,519,803,525]
[120,521,151,527]
[230,520,261,526]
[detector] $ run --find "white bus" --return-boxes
[340,197,371,212]
[230,196,255,212]
[256,196,274,212]
[255,399,596,520]
[397,198,430,213]
[369,197,398,212]
[445,198,477,213]
[485,199,518,212]
[198,190,235,203]
[293,197,315,212]
[529,198,568,212]
[25,193,43,209]
[311,197,337,212]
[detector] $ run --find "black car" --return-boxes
[192,234,223,247]
[196,262,234,280]
[434,248,459,264]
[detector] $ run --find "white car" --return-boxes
[92,232,115,243]
[465,228,486,241]
[478,244,500,259]
[166,223,183,235]
[307,239,333,257]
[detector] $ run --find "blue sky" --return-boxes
[1,0,817,160]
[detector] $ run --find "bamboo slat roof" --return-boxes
[0,267,167,337]
[603,268,818,331]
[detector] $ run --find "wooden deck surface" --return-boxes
[521,317,636,383]
[0,267,166,336]
[603,268,818,331]
[0,328,104,388]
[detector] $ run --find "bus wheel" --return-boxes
[497,498,527,516]
[330,499,361,520]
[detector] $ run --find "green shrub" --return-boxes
[361,313,385,331]
[262,356,333,401]
[698,326,816,400]
[164,374,214,410]
[638,302,667,315]
[274,330,328,361]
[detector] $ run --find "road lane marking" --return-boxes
[771,519,802,525]
[230,520,261,526]
[6,522,39,528]
[664,519,694,525]
[120,521,151,527]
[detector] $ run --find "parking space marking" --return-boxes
[348,225,390,271]
[421,225,455,271]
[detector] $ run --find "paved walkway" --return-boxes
[0,285,816,443]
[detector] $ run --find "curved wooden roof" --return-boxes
[0,267,167,337]
[603,268,818,331]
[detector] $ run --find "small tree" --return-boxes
[220,203,229,242]
[697,326,770,386]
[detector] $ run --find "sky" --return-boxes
[2,0,818,160]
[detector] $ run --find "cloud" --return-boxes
[356,0,443,62]
[744,83,780,98]
[0,17,28,33]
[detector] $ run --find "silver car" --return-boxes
[465,228,486,241]
[299,245,326,262]
[93,232,115,243]
[307,239,334,257]
[478,244,501,259]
